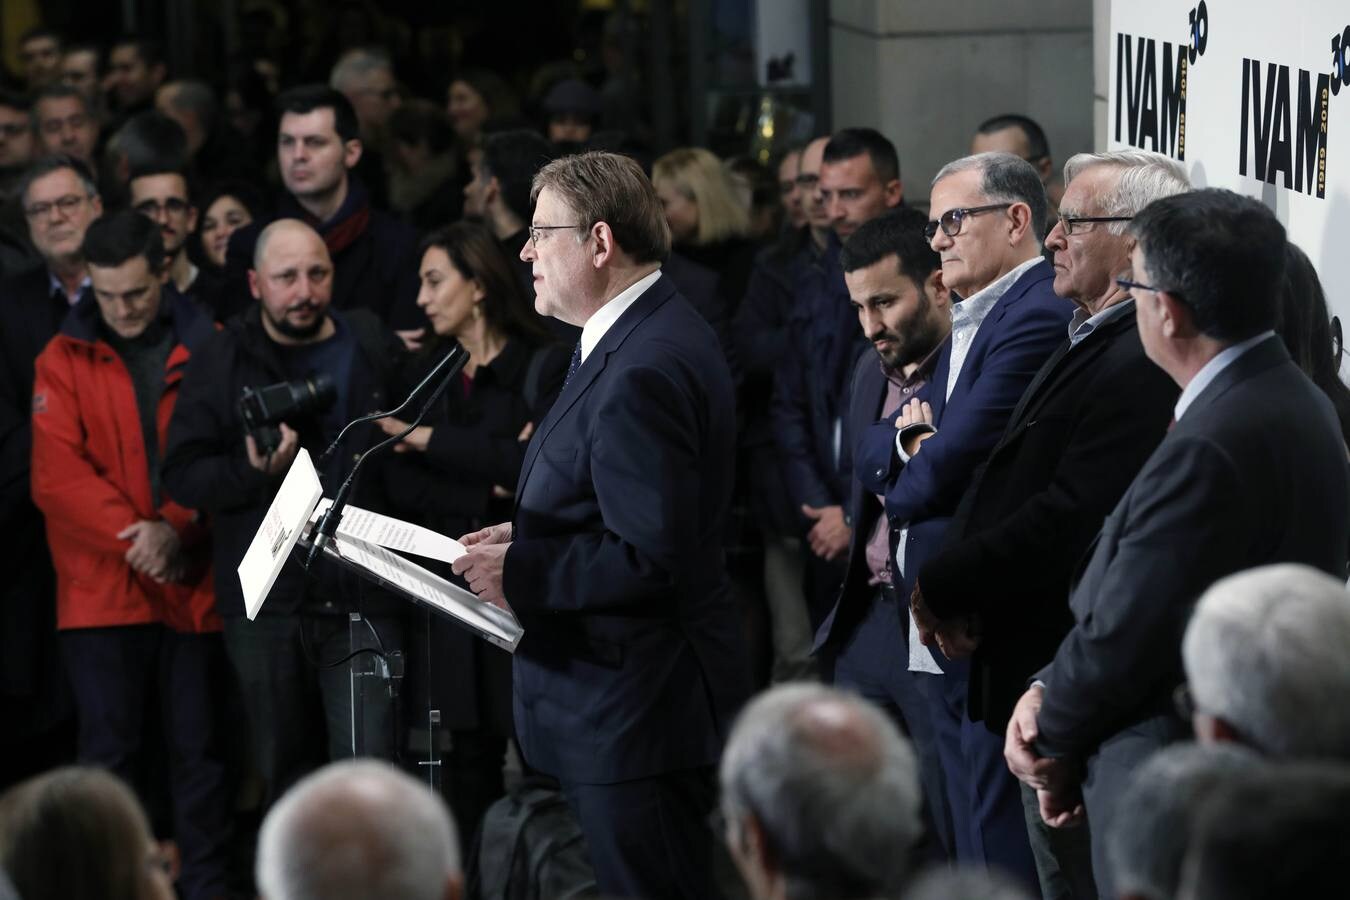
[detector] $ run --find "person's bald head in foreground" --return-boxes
[256,759,461,900]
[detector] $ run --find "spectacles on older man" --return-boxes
[923,203,1012,241]
[528,223,585,246]
[1057,213,1133,235]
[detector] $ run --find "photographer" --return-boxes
[163,218,407,807]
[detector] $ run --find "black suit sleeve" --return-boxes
[919,358,1174,621]
[505,361,705,613]
[162,335,277,512]
[1033,435,1252,757]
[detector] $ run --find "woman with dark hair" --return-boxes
[376,221,567,849]
[191,180,267,322]
[445,69,520,149]
[0,767,176,900]
[1278,242,1350,444]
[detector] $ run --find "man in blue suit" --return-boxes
[851,152,1070,890]
[454,151,746,900]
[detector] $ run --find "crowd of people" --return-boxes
[0,20,1348,900]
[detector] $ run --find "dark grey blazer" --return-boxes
[1036,334,1350,758]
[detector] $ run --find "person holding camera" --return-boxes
[163,217,408,808]
[30,210,229,900]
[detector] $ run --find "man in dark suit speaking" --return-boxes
[1005,189,1350,895]
[453,151,747,899]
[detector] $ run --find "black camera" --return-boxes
[238,374,336,455]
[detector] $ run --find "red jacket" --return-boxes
[31,292,219,633]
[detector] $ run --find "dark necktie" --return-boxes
[563,341,582,389]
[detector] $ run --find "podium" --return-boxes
[237,448,524,782]
[238,448,523,651]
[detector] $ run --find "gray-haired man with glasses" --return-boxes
[852,150,1071,892]
[1007,187,1350,896]
[0,153,102,777]
[910,149,1188,900]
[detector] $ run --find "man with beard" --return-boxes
[812,207,955,859]
[129,167,204,300]
[163,219,408,807]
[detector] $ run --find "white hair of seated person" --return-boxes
[1182,563,1350,758]
[719,683,922,900]
[1107,742,1261,900]
[256,759,461,900]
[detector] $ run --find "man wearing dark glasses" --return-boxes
[852,151,1070,892]
[915,149,1188,900]
[1008,189,1350,896]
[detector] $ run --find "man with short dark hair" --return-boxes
[453,151,746,900]
[719,684,924,900]
[164,218,409,808]
[32,209,228,900]
[973,114,1064,220]
[226,85,422,340]
[853,151,1071,890]
[18,28,63,91]
[129,167,199,296]
[0,92,35,189]
[32,86,98,169]
[464,128,555,292]
[1006,189,1350,896]
[105,36,167,116]
[775,128,904,625]
[60,43,103,105]
[814,206,955,858]
[0,92,38,274]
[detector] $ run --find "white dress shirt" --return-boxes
[579,269,662,363]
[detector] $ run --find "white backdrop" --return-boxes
[1108,0,1350,324]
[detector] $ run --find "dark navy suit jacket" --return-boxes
[503,273,748,784]
[851,259,1071,661]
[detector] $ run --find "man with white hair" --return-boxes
[1182,563,1350,757]
[256,759,461,900]
[1004,189,1350,896]
[718,684,923,900]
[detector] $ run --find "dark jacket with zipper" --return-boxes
[162,304,406,619]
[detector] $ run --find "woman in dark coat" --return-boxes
[377,221,567,849]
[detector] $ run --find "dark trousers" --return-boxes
[562,767,719,900]
[1020,781,1097,900]
[1080,714,1186,898]
[830,589,955,860]
[61,625,230,900]
[222,611,403,807]
[921,656,1038,892]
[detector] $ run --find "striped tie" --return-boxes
[563,341,582,389]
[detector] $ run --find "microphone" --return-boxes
[305,341,468,569]
[316,341,470,467]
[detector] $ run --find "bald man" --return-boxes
[164,218,411,806]
[257,759,462,900]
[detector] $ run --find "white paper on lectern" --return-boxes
[332,535,523,652]
[237,448,323,621]
[309,499,466,564]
